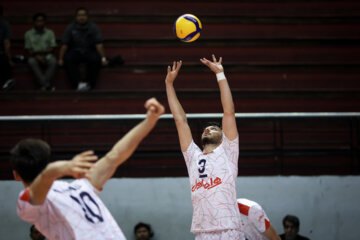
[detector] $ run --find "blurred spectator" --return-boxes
[280,215,310,240]
[134,222,154,240]
[30,225,46,240]
[25,13,57,91]
[0,5,16,91]
[58,7,108,91]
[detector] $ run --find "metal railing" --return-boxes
[1,112,359,121]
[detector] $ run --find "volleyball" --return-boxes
[174,14,202,42]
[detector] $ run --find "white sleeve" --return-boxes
[222,133,239,174]
[182,140,201,165]
[17,188,41,222]
[248,204,270,233]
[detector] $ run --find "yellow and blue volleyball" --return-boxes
[174,14,202,42]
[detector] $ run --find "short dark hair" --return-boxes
[75,7,88,15]
[134,222,154,238]
[32,12,47,22]
[201,121,222,133]
[10,138,51,183]
[283,215,300,228]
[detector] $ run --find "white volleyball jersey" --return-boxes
[183,134,241,233]
[17,178,126,240]
[237,198,271,240]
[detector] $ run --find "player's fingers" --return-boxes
[219,57,223,64]
[73,166,91,173]
[145,99,150,109]
[72,168,90,178]
[172,61,176,71]
[145,97,156,109]
[212,54,216,62]
[167,66,171,73]
[200,58,208,65]
[74,160,95,168]
[81,155,98,162]
[149,102,165,115]
[176,60,182,71]
[149,105,156,113]
[75,161,95,169]
[158,104,165,115]
[78,150,94,157]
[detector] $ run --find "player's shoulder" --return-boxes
[237,198,265,218]
[183,140,201,153]
[221,133,239,148]
[51,179,92,192]
[237,198,261,208]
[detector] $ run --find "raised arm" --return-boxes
[87,98,165,190]
[165,61,193,152]
[263,225,281,240]
[200,54,238,140]
[28,151,98,205]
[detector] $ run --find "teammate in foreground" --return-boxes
[237,198,281,240]
[165,55,244,239]
[11,98,164,240]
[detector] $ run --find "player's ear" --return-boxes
[13,170,22,182]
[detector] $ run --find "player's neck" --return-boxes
[202,143,219,154]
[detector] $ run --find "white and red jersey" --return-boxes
[183,134,241,233]
[17,178,126,240]
[237,198,271,240]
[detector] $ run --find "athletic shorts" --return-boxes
[195,229,245,240]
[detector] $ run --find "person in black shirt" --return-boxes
[0,5,16,91]
[280,215,310,240]
[134,222,154,240]
[58,7,108,91]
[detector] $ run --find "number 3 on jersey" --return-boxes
[198,159,208,178]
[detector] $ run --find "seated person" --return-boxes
[0,5,16,91]
[25,12,57,91]
[280,215,310,240]
[58,7,108,91]
[134,222,154,240]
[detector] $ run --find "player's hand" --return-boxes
[200,54,224,74]
[101,57,109,66]
[145,97,165,122]
[165,60,182,84]
[67,150,98,179]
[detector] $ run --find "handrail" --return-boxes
[0,112,360,121]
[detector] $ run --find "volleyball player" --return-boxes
[165,55,244,239]
[11,98,164,240]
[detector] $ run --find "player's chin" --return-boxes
[201,136,211,145]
